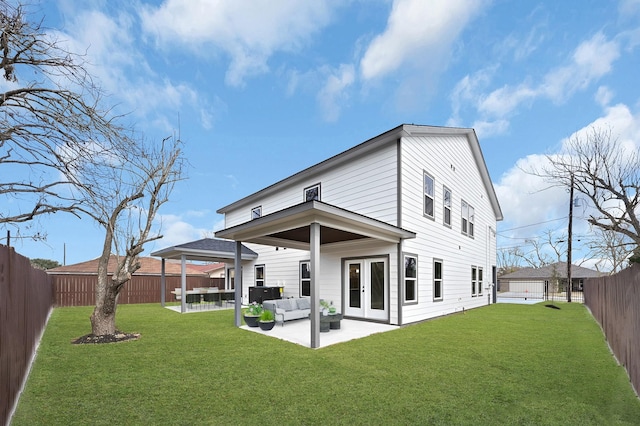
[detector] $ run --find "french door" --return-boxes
[344,258,388,321]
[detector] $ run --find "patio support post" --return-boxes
[235,240,243,327]
[161,258,166,307]
[180,254,187,313]
[310,222,320,349]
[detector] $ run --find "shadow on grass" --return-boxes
[545,304,561,310]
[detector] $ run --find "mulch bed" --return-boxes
[72,331,141,345]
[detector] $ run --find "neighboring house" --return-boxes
[498,261,602,297]
[214,124,503,336]
[48,255,211,306]
[189,262,226,278]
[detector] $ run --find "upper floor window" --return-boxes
[304,183,321,202]
[255,265,265,287]
[443,186,452,227]
[424,172,434,219]
[251,206,262,220]
[404,255,418,304]
[433,259,443,301]
[461,200,475,237]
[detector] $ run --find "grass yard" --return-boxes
[12,302,640,425]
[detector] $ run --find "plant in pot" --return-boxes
[320,299,337,315]
[258,309,275,331]
[243,302,263,327]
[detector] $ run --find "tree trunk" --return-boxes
[90,277,119,335]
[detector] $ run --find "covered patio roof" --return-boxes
[215,200,415,348]
[150,238,258,263]
[215,200,415,249]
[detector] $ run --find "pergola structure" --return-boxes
[215,200,415,348]
[151,238,258,313]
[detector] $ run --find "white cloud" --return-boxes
[153,213,212,248]
[317,64,356,122]
[52,6,217,133]
[360,0,489,81]
[451,33,621,135]
[139,0,335,87]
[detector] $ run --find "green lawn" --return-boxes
[12,303,640,425]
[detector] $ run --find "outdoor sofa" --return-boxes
[263,298,311,324]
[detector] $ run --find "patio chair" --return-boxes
[186,293,201,309]
[203,290,220,308]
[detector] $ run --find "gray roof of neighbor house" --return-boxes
[499,262,602,280]
[216,124,503,221]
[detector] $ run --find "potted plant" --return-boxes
[243,302,263,327]
[320,299,330,316]
[258,309,275,331]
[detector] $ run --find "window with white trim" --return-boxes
[251,206,262,220]
[433,259,443,301]
[300,261,310,297]
[443,186,451,227]
[255,265,265,287]
[461,200,475,237]
[404,255,418,303]
[423,173,434,219]
[478,267,483,296]
[471,266,478,296]
[304,183,321,201]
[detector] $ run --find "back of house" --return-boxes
[216,124,503,325]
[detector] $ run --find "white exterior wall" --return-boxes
[220,130,499,326]
[223,143,398,228]
[400,134,498,324]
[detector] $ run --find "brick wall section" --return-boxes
[0,245,54,425]
[584,264,640,397]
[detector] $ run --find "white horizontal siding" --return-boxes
[399,134,498,324]
[223,143,398,228]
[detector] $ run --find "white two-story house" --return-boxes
[215,124,502,347]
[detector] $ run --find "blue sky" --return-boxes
[3,0,640,269]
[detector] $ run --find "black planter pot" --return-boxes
[244,315,260,327]
[259,321,275,331]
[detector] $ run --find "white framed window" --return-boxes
[478,267,483,296]
[461,200,474,237]
[404,254,418,304]
[443,186,451,227]
[300,261,310,297]
[255,265,265,287]
[433,259,443,301]
[423,172,434,219]
[471,266,478,296]
[251,206,262,220]
[304,183,321,201]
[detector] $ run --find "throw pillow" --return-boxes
[296,298,311,310]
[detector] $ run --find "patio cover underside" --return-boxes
[215,200,415,348]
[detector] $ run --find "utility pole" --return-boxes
[567,173,574,303]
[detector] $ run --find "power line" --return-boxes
[498,216,567,233]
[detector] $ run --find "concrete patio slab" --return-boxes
[241,318,398,349]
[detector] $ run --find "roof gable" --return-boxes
[216,124,503,221]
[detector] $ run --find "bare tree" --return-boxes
[585,227,633,274]
[542,127,640,261]
[0,2,122,225]
[497,246,524,275]
[79,135,185,336]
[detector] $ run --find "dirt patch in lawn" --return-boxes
[72,331,141,345]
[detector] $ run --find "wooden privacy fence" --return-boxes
[0,245,54,426]
[584,264,640,397]
[52,274,223,307]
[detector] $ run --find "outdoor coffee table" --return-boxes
[320,313,342,332]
